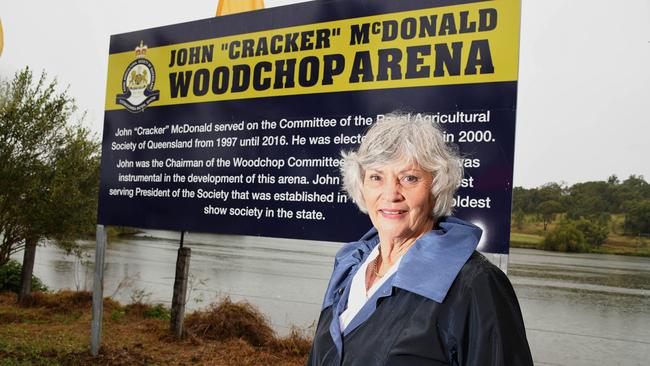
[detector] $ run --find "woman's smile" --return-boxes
[378,208,408,218]
[362,160,434,242]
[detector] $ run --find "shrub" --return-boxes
[574,218,608,247]
[0,259,48,293]
[542,221,591,252]
[111,308,126,321]
[144,303,171,320]
[123,302,170,320]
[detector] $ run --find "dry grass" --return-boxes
[185,297,275,346]
[0,291,311,365]
[269,327,313,357]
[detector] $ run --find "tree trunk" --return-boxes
[18,237,37,304]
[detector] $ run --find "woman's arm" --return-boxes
[439,255,533,366]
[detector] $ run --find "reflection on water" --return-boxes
[16,231,650,366]
[508,250,650,366]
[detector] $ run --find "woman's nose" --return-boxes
[381,179,404,201]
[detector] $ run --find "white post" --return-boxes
[91,224,107,356]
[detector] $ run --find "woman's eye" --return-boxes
[369,174,381,181]
[402,175,419,184]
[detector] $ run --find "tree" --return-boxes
[512,183,567,215]
[565,181,613,219]
[512,187,534,213]
[537,200,563,231]
[512,209,525,230]
[607,174,620,185]
[616,175,650,213]
[624,199,650,235]
[0,67,99,303]
[538,182,566,203]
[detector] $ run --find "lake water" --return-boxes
[16,231,650,365]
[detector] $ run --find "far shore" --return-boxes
[510,231,650,257]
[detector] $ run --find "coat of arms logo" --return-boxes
[116,41,160,112]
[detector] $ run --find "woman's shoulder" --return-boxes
[455,251,513,291]
[443,251,519,310]
[460,251,506,277]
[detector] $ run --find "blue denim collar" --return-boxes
[393,217,482,302]
[322,216,482,308]
[321,230,378,310]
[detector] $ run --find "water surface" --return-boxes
[20,231,650,365]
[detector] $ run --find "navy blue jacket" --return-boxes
[307,217,533,365]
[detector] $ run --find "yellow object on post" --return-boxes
[216,0,264,16]
[0,19,4,57]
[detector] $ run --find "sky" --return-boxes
[1,0,648,188]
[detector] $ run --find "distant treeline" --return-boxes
[513,175,649,235]
[511,175,649,253]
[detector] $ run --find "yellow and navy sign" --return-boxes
[105,0,519,111]
[99,0,521,254]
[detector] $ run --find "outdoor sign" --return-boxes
[98,0,521,253]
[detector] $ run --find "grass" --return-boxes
[510,232,543,249]
[595,233,650,257]
[510,214,650,256]
[0,291,310,365]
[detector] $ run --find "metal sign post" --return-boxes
[90,224,107,356]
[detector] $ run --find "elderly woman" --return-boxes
[307,113,533,365]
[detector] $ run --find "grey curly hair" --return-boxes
[340,112,463,220]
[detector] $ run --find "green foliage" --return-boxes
[143,303,171,320]
[110,308,126,321]
[565,181,614,219]
[537,200,563,231]
[512,209,525,230]
[513,182,567,214]
[123,302,171,321]
[624,199,650,235]
[513,175,649,242]
[616,175,650,211]
[0,67,100,265]
[541,218,609,252]
[542,220,590,252]
[0,260,48,293]
[574,218,609,247]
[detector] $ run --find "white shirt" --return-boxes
[339,245,402,332]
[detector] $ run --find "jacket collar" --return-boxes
[321,232,378,309]
[393,216,482,302]
[322,216,481,307]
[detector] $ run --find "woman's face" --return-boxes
[362,159,435,242]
